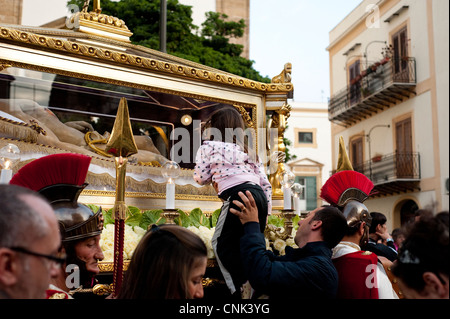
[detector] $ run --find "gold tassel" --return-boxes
[113,201,128,220]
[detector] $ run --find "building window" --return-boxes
[295,176,317,210]
[348,59,361,104]
[350,136,364,174]
[294,128,317,148]
[298,132,313,144]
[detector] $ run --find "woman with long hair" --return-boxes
[117,224,207,299]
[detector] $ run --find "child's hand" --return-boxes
[229,191,259,225]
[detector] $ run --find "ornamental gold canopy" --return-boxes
[68,0,133,42]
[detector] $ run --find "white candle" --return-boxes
[283,186,292,210]
[293,196,301,215]
[166,179,175,209]
[0,169,12,184]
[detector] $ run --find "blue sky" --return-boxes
[250,0,362,103]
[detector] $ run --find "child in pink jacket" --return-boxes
[194,107,272,298]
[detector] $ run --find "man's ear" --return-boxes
[0,248,19,286]
[422,272,448,299]
[375,224,382,232]
[358,222,366,235]
[311,220,323,230]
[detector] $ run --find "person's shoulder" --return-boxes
[334,250,378,263]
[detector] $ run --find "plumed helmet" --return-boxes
[342,200,372,229]
[39,183,103,242]
[9,153,103,242]
[320,137,375,246]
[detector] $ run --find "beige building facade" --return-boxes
[327,0,449,230]
[285,102,332,212]
[0,0,22,25]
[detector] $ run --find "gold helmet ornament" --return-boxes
[320,136,374,246]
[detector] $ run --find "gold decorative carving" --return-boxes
[0,26,293,94]
[271,63,292,84]
[98,260,129,273]
[268,103,292,196]
[0,63,11,72]
[92,284,112,296]
[234,104,254,129]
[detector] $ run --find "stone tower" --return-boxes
[216,0,250,59]
[0,0,23,24]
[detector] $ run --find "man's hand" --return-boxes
[376,224,393,243]
[229,191,259,225]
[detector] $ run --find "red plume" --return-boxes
[9,153,91,191]
[320,170,374,206]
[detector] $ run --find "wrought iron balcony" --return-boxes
[329,57,417,127]
[353,151,421,197]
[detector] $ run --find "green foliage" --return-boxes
[267,215,285,228]
[99,204,219,229]
[140,209,165,228]
[210,209,221,228]
[103,208,115,225]
[267,214,300,231]
[66,0,270,82]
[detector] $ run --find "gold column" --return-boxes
[268,103,292,197]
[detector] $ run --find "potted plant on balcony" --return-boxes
[372,154,383,163]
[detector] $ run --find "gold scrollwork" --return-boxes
[0,63,11,72]
[0,26,293,94]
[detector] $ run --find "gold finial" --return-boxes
[93,0,102,14]
[106,98,138,158]
[74,0,133,42]
[271,63,292,84]
[336,136,354,172]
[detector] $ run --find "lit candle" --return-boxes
[166,178,175,209]
[283,186,292,210]
[291,183,303,215]
[0,143,20,184]
[0,167,12,184]
[162,161,180,210]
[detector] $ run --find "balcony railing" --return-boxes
[331,152,421,197]
[357,152,421,196]
[329,58,417,126]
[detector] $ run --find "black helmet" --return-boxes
[39,183,103,242]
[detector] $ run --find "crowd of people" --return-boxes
[0,182,447,300]
[0,108,448,300]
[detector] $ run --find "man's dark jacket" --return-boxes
[364,238,398,262]
[240,222,338,299]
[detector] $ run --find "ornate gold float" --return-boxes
[1,0,295,296]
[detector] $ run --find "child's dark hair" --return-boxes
[203,107,255,159]
[369,212,387,234]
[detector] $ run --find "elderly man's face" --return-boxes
[16,195,61,299]
[74,235,104,275]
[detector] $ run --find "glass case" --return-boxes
[0,24,289,211]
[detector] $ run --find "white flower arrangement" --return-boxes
[98,211,300,262]
[264,224,298,256]
[100,224,217,261]
[186,226,216,259]
[100,224,146,262]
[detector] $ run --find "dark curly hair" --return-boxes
[392,214,449,292]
